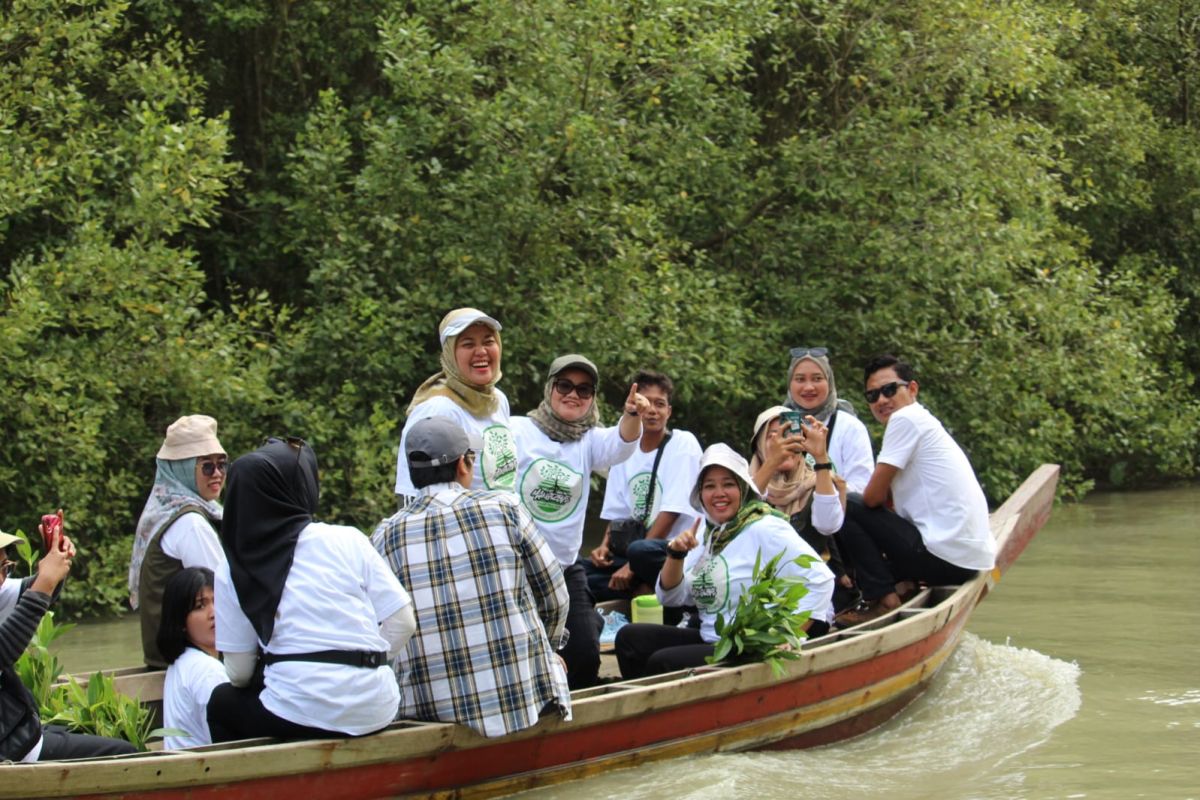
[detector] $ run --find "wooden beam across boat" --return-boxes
[2,464,1060,800]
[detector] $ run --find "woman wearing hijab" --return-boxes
[613,443,836,679]
[208,438,416,742]
[783,347,875,494]
[510,354,648,689]
[394,308,517,502]
[129,414,228,667]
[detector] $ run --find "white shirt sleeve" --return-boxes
[355,533,411,623]
[877,411,920,470]
[657,433,703,516]
[810,491,845,535]
[587,425,640,473]
[213,559,260,678]
[379,604,417,657]
[599,461,630,521]
[159,512,226,571]
[830,411,875,495]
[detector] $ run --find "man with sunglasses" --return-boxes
[836,355,994,626]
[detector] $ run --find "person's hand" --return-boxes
[838,573,854,589]
[625,383,651,417]
[832,474,848,504]
[589,543,612,568]
[608,562,635,591]
[667,526,700,556]
[799,416,829,461]
[764,425,805,471]
[31,522,74,594]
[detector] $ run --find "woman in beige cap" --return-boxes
[393,308,518,502]
[129,414,228,667]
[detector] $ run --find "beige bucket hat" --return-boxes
[156,415,226,460]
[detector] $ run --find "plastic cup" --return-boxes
[631,595,663,625]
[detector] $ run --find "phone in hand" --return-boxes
[40,510,67,552]
[781,410,809,436]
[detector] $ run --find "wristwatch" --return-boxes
[813,462,833,471]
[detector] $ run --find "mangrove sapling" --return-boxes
[706,551,816,677]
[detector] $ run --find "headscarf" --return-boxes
[128,457,223,610]
[407,308,503,417]
[748,406,816,518]
[690,443,788,558]
[527,359,602,443]
[220,438,319,644]
[783,351,843,425]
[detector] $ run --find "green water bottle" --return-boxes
[631,595,663,625]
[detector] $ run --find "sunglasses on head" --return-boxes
[198,459,229,478]
[789,346,828,360]
[865,381,910,404]
[552,378,595,399]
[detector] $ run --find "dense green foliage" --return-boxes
[2,0,1197,616]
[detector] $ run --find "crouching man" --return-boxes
[372,417,571,737]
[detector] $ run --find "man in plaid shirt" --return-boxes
[372,417,572,738]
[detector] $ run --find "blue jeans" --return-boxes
[578,538,670,602]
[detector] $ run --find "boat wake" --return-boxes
[515,633,1081,800]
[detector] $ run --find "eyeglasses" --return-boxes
[198,460,229,478]
[0,559,17,578]
[865,381,910,404]
[789,347,828,360]
[552,378,595,399]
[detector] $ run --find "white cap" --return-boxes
[689,443,763,511]
[438,308,502,346]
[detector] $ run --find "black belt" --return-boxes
[261,649,389,669]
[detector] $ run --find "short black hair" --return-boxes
[156,567,215,665]
[410,454,462,489]
[632,369,674,401]
[863,354,917,384]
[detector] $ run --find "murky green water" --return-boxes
[55,486,1199,799]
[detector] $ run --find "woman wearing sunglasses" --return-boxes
[394,308,519,504]
[129,414,229,668]
[511,354,649,689]
[783,347,875,495]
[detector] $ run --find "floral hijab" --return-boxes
[128,458,222,610]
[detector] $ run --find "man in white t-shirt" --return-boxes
[582,370,702,602]
[837,354,995,625]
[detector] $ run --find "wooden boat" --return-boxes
[2,464,1059,800]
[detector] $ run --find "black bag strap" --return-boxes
[639,432,672,527]
[261,649,389,669]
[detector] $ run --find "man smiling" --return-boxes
[836,354,994,626]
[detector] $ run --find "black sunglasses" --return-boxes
[552,378,595,399]
[198,459,229,478]
[789,346,828,359]
[865,381,910,404]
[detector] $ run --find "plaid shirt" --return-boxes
[372,483,571,738]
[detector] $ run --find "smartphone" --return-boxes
[40,510,66,552]
[781,410,808,436]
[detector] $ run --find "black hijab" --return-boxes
[221,438,319,644]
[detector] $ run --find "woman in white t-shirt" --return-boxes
[783,347,874,494]
[129,414,229,668]
[511,353,647,689]
[209,438,416,742]
[614,444,835,679]
[394,308,519,500]
[157,567,227,750]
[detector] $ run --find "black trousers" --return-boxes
[579,538,670,602]
[207,682,351,743]
[560,563,603,689]
[614,623,711,679]
[842,497,979,601]
[38,725,137,760]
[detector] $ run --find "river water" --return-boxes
[54,486,1199,799]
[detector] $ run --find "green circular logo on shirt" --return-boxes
[481,424,518,490]
[691,554,731,614]
[519,458,584,522]
[628,471,664,523]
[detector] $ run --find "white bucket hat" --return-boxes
[156,415,226,460]
[749,405,791,455]
[438,308,502,345]
[689,443,763,511]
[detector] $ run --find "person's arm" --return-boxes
[617,384,650,442]
[863,463,900,508]
[213,561,261,687]
[659,521,701,591]
[161,513,225,570]
[800,416,847,534]
[379,605,417,658]
[514,507,569,647]
[589,525,613,567]
[223,651,257,687]
[643,511,679,541]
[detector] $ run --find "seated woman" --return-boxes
[394,308,519,503]
[157,567,228,750]
[614,443,836,679]
[129,414,228,668]
[750,405,855,608]
[1,521,137,761]
[208,438,416,742]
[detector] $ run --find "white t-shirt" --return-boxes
[511,418,638,566]
[827,409,875,494]
[160,512,226,571]
[394,393,518,498]
[877,402,995,570]
[215,522,412,735]
[600,431,703,540]
[163,647,228,749]
[658,513,835,642]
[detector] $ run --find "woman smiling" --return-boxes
[613,444,835,679]
[394,308,518,501]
